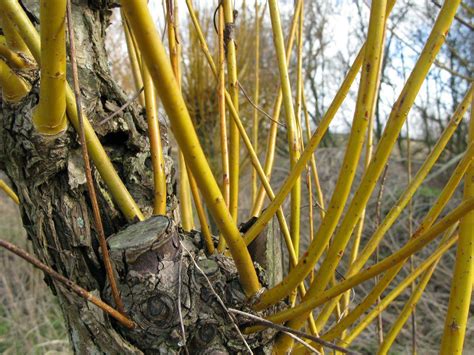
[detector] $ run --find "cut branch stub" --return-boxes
[105,216,279,353]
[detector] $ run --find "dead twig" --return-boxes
[180,242,253,354]
[66,0,125,314]
[0,239,135,329]
[238,82,286,128]
[99,87,145,125]
[231,308,352,353]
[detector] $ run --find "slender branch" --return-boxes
[33,0,67,135]
[268,0,302,274]
[99,87,144,125]
[0,41,31,69]
[441,89,474,353]
[235,308,353,354]
[0,58,31,103]
[251,0,302,217]
[251,0,261,207]
[0,179,19,204]
[216,4,229,252]
[222,0,240,223]
[122,13,145,107]
[431,0,473,30]
[66,0,125,314]
[0,239,135,329]
[0,0,145,222]
[375,164,389,345]
[238,82,285,128]
[406,114,416,353]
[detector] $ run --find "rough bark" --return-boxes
[0,1,280,353]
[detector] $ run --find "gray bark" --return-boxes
[0,1,280,353]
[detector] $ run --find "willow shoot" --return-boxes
[252,0,461,313]
[0,0,144,221]
[121,0,260,296]
[32,0,67,135]
[0,59,31,103]
[258,197,474,327]
[441,94,474,354]
[0,179,19,204]
[222,0,240,223]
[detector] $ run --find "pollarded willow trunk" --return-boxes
[0,1,280,353]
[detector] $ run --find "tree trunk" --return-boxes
[0,1,279,353]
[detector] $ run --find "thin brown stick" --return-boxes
[234,308,320,354]
[232,308,352,354]
[238,82,286,128]
[0,239,135,328]
[99,87,144,125]
[66,0,124,314]
[180,242,253,354]
[239,309,324,354]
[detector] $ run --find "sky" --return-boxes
[109,1,471,139]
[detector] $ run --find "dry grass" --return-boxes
[239,147,473,353]
[0,176,71,355]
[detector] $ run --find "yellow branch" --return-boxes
[313,91,473,331]
[0,179,19,204]
[178,153,194,231]
[122,14,145,106]
[0,0,144,221]
[142,63,167,215]
[378,225,458,353]
[251,0,302,217]
[251,0,261,206]
[165,0,195,232]
[33,0,67,135]
[272,1,387,350]
[0,12,31,57]
[121,0,260,296]
[186,166,215,254]
[252,0,459,312]
[441,92,474,354]
[0,59,30,102]
[259,197,474,326]
[0,40,31,69]
[222,0,240,223]
[216,5,229,252]
[268,0,302,264]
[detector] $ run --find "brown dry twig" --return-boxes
[0,238,135,329]
[99,87,145,125]
[66,0,125,313]
[231,308,353,354]
[238,82,286,128]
